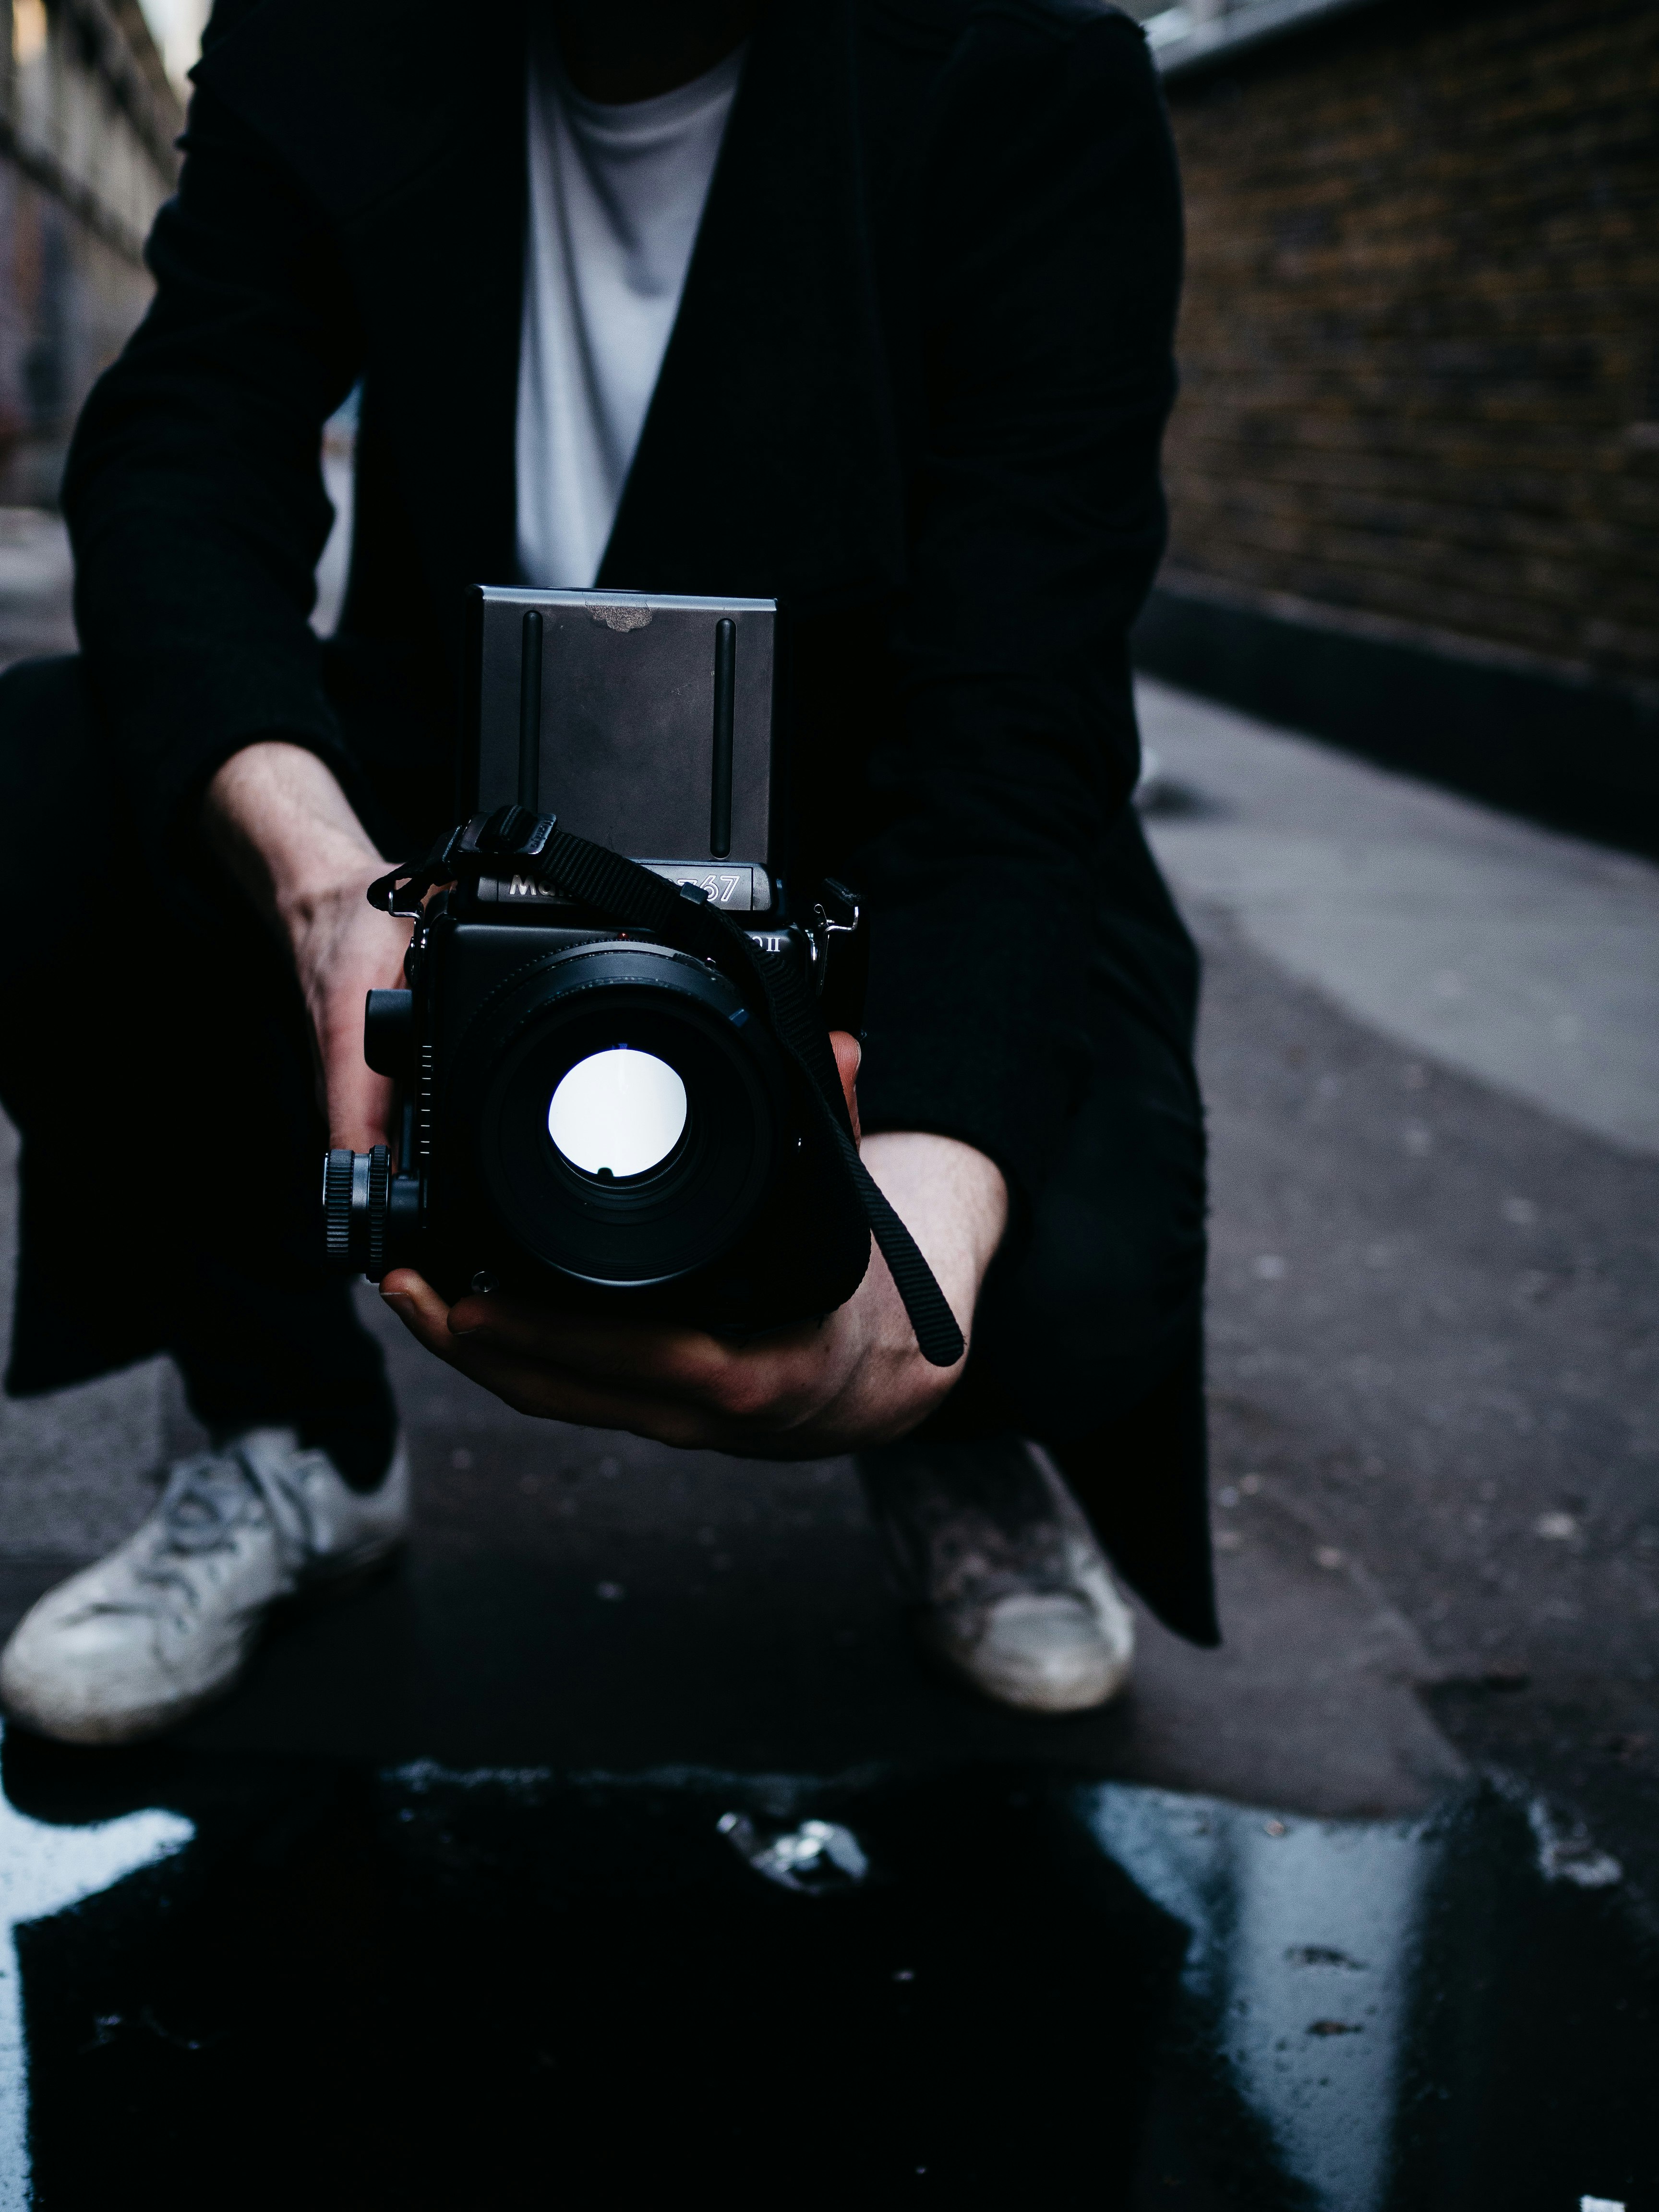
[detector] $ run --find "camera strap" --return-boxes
[371,810,967,1369]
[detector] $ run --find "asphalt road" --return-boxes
[1139,682,1659,1907]
[1,514,1654,1913]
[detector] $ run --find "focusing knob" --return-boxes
[363,989,415,1078]
[366,1144,391,1272]
[324,1148,356,1262]
[322,1143,399,1273]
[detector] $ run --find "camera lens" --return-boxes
[546,1047,688,1179]
[450,941,786,1291]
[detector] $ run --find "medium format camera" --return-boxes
[323,589,960,1364]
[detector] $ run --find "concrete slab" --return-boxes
[1139,677,1659,1155]
[0,508,74,668]
[1135,697,1659,1899]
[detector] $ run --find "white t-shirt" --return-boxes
[514,40,744,590]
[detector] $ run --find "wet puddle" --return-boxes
[0,1729,1651,2207]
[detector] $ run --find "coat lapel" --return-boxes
[601,0,906,608]
[193,0,528,619]
[358,25,527,608]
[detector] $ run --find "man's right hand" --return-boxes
[203,742,413,1152]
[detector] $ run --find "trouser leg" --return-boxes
[972,1002,1207,1443]
[0,655,396,1488]
[866,895,1214,1644]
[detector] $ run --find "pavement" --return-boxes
[1136,683,1659,1905]
[1,510,1656,2203]
[0,512,73,669]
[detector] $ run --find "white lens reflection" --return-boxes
[547,1047,687,1178]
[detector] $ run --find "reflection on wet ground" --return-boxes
[0,1732,1650,2209]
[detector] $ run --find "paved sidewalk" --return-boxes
[1140,679,1659,1154]
[0,509,73,667]
[1138,680,1659,1896]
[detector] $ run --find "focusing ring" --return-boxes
[324,1148,356,1262]
[366,1144,391,1272]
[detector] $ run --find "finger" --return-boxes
[384,1273,737,1407]
[315,917,412,1152]
[328,1056,397,1154]
[380,1276,743,1442]
[379,1271,459,1360]
[383,1275,900,1452]
[445,1325,860,1453]
[444,1284,848,1434]
[445,1291,824,1412]
[829,1029,862,1140]
[316,976,386,1149]
[443,1346,733,1443]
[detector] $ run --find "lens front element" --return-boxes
[547,1047,688,1179]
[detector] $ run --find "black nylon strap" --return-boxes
[372,818,967,1368]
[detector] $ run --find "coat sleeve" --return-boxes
[850,7,1182,1214]
[61,72,365,860]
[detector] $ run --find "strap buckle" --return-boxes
[368,808,559,918]
[806,876,861,993]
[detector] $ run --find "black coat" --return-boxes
[63,0,1188,1222]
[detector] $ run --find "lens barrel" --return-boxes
[447,939,786,1293]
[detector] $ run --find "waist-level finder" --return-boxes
[466,585,782,904]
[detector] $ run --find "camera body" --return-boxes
[325,589,870,1331]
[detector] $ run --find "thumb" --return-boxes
[322,992,397,1152]
[829,1030,862,1142]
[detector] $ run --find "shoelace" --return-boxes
[907,1508,1084,1608]
[141,1452,270,1568]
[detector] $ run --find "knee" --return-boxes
[0,654,95,807]
[1012,1175,1205,1343]
[0,652,87,731]
[976,1155,1207,1440]
[0,658,128,979]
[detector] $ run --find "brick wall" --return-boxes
[1159,0,1659,694]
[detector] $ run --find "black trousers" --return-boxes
[0,655,1216,1641]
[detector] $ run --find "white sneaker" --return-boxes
[858,1436,1135,1715]
[0,1429,409,1746]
